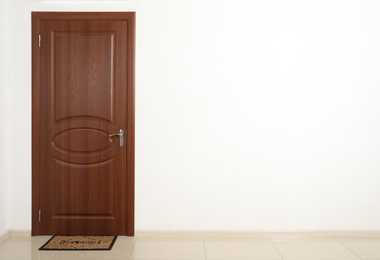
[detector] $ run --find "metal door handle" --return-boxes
[109,129,124,147]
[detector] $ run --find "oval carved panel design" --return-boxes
[53,129,113,153]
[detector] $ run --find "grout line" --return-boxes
[270,239,285,260]
[127,236,138,260]
[335,237,364,260]
[202,238,208,260]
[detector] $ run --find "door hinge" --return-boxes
[38,210,41,222]
[38,35,41,48]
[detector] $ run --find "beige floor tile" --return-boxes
[129,259,205,260]
[130,238,206,259]
[207,259,283,260]
[272,238,360,259]
[4,235,380,260]
[0,235,134,259]
[0,259,37,260]
[338,238,380,258]
[51,259,130,260]
[203,238,282,259]
[55,259,131,260]
[38,249,130,259]
[0,236,46,259]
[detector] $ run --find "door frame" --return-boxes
[31,12,135,236]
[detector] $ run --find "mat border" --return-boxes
[39,235,118,251]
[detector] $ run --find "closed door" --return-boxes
[32,12,135,236]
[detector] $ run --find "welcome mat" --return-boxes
[39,235,117,250]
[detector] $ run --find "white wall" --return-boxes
[0,0,10,235]
[6,0,380,231]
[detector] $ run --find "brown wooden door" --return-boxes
[32,12,135,236]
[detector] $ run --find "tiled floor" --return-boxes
[1,235,380,259]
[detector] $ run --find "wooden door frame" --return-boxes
[31,12,135,236]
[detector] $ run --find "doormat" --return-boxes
[39,235,117,250]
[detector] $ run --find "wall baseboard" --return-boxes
[0,230,10,243]
[0,230,31,243]
[135,230,380,238]
[3,229,380,240]
[9,230,31,237]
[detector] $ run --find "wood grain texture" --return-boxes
[32,12,135,236]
